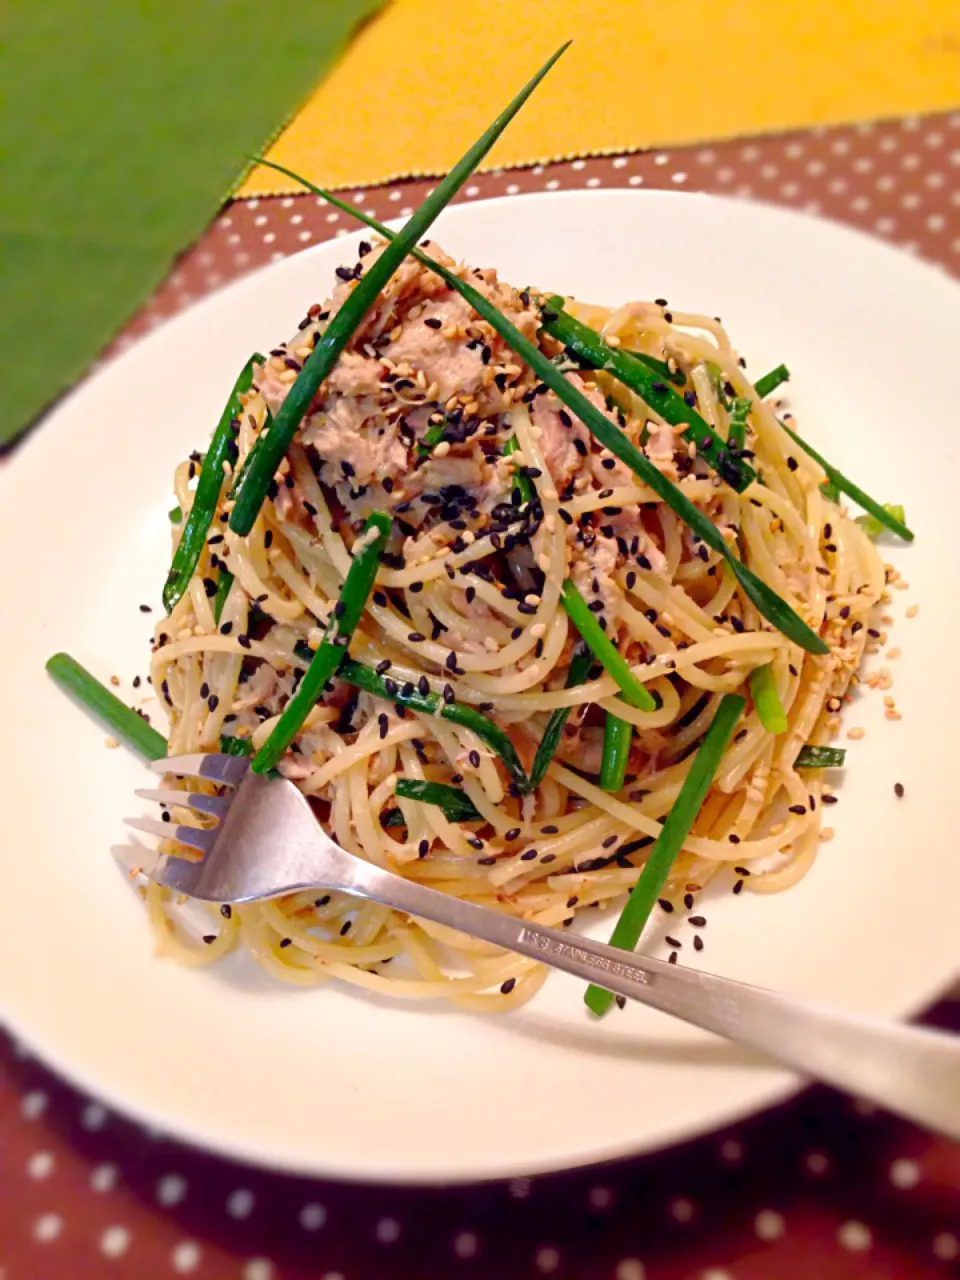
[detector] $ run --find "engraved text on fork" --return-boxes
[517,927,651,986]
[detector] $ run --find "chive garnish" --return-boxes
[561,580,656,711]
[599,713,631,791]
[794,744,846,769]
[252,512,391,773]
[163,353,262,611]
[46,653,167,760]
[585,693,745,1015]
[780,419,914,542]
[393,779,483,823]
[749,663,788,734]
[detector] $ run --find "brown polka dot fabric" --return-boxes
[4,112,959,1280]
[113,109,960,351]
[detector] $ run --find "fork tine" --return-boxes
[113,843,206,896]
[124,816,216,854]
[135,787,231,817]
[148,752,250,785]
[113,841,165,879]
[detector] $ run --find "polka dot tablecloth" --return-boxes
[5,112,960,1280]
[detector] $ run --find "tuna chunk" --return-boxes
[303,400,407,488]
[532,374,618,487]
[570,532,622,627]
[383,295,487,403]
[407,451,485,494]
[327,351,384,397]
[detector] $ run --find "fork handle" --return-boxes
[339,857,960,1139]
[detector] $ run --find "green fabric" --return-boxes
[0,0,384,446]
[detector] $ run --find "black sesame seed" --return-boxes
[203,934,217,945]
[688,915,706,927]
[500,978,517,995]
[418,839,430,858]
[693,935,704,952]
[894,782,904,798]
[733,879,744,895]
[658,898,674,913]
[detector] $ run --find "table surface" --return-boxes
[4,110,959,1280]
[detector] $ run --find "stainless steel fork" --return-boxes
[124,752,960,1140]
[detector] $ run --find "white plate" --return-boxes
[2,191,958,1184]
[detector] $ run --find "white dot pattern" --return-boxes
[754,1209,786,1241]
[7,106,960,1280]
[90,1163,119,1193]
[298,1202,327,1231]
[33,1213,63,1242]
[99,1225,131,1258]
[453,1231,479,1259]
[156,1174,188,1207]
[27,1150,55,1180]
[225,1188,255,1220]
[171,1240,201,1273]
[838,1221,873,1252]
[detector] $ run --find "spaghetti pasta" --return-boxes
[147,238,887,1008]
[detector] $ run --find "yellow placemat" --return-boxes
[240,0,960,196]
